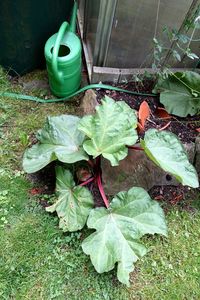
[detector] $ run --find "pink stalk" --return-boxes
[79,177,95,186]
[159,121,171,131]
[97,173,109,208]
[128,145,144,151]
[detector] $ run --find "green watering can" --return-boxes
[44,1,81,97]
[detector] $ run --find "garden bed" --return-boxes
[24,77,200,210]
[78,80,200,208]
[1,68,200,298]
[96,80,199,143]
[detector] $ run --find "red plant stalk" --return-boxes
[79,177,95,186]
[97,173,109,208]
[95,156,109,208]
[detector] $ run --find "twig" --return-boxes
[159,121,171,131]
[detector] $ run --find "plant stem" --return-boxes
[97,173,109,208]
[95,156,109,208]
[79,177,95,186]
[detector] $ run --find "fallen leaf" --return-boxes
[137,122,144,133]
[138,101,151,129]
[154,195,164,201]
[155,107,172,119]
[170,194,183,205]
[29,188,44,195]
[196,128,200,133]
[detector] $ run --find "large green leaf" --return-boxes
[46,166,93,232]
[153,71,200,117]
[141,129,199,188]
[23,115,88,173]
[78,96,138,166]
[82,187,167,286]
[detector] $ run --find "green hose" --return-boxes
[0,83,157,104]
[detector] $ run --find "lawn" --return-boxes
[0,68,200,300]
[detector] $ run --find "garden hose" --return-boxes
[0,83,158,104]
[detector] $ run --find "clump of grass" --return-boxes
[0,67,79,169]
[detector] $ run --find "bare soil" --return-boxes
[96,80,199,143]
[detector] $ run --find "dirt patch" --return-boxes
[96,80,199,144]
[28,162,56,194]
[149,185,200,212]
[86,181,105,207]
[97,80,158,112]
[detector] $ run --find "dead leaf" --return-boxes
[170,194,183,205]
[138,101,151,129]
[29,188,44,195]
[154,195,164,201]
[155,107,171,119]
[137,122,144,133]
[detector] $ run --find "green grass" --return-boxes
[0,173,128,300]
[130,210,200,299]
[0,68,200,299]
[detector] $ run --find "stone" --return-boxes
[22,79,49,91]
[79,89,98,115]
[102,143,196,195]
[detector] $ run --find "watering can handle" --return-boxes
[52,21,69,83]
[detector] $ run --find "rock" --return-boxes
[22,79,49,91]
[79,89,98,115]
[102,143,196,195]
[185,142,196,162]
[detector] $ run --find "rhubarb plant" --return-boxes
[153,71,200,117]
[22,96,199,285]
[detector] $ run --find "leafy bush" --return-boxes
[22,96,199,285]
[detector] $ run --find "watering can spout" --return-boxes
[69,1,78,33]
